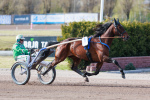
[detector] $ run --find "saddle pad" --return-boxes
[82,37,88,46]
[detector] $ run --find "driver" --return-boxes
[12,34,50,67]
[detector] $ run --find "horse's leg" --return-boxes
[103,56,125,79]
[41,54,68,75]
[85,62,103,76]
[41,44,71,75]
[70,56,85,76]
[84,50,104,76]
[69,56,90,82]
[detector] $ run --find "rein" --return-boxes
[44,36,122,50]
[95,36,122,39]
[78,36,122,39]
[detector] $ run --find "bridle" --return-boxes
[114,23,126,37]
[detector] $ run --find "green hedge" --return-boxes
[110,21,150,57]
[125,63,136,70]
[57,21,99,41]
[58,21,150,68]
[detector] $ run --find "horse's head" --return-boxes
[113,18,129,41]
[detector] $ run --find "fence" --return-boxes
[0,15,11,24]
[0,13,98,25]
[89,56,150,71]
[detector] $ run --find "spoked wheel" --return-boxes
[37,65,56,85]
[11,62,30,85]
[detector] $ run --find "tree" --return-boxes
[7,0,27,14]
[42,0,51,13]
[104,0,117,17]
[121,0,133,20]
[59,0,74,13]
[91,0,116,18]
[24,0,34,14]
[81,0,98,12]
[88,0,97,13]
[33,0,44,14]
[143,0,150,22]
[0,0,11,14]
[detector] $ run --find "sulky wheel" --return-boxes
[37,65,56,85]
[11,62,30,85]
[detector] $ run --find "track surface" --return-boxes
[1,25,150,99]
[1,69,150,100]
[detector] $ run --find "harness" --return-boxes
[84,36,110,62]
[114,23,126,36]
[84,37,93,62]
[94,36,110,51]
[84,20,127,62]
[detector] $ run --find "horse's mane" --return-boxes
[93,22,112,37]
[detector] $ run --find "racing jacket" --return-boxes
[12,43,30,60]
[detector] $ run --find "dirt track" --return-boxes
[1,69,150,100]
[1,24,150,100]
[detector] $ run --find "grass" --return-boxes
[0,56,71,70]
[0,30,62,36]
[45,57,71,70]
[0,36,15,50]
[0,29,71,70]
[0,30,61,50]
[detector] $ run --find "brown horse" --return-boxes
[42,18,129,81]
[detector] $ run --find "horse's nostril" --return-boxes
[126,36,130,40]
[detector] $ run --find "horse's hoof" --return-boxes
[84,77,89,82]
[122,75,126,79]
[82,72,87,77]
[37,71,41,74]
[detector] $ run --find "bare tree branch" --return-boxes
[121,0,133,20]
[104,0,117,17]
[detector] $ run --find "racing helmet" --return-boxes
[16,34,25,43]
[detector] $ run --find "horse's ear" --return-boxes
[114,18,117,26]
[117,18,119,22]
[117,18,120,24]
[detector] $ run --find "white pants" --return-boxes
[16,55,50,67]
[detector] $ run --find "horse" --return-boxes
[40,18,129,81]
